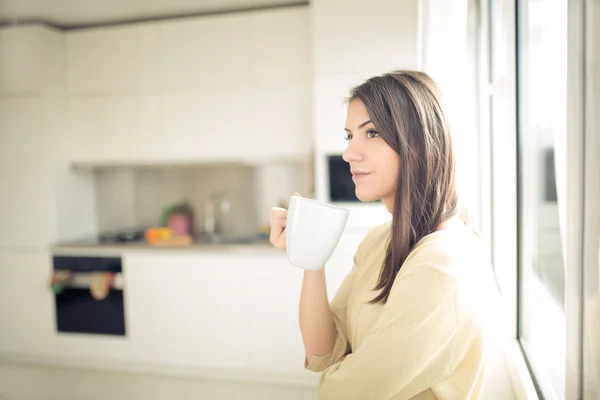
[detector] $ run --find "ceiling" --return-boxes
[0,0,306,29]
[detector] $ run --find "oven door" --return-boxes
[52,256,126,337]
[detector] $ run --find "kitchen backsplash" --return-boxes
[93,162,313,238]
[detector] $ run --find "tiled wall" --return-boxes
[93,162,313,238]
[94,168,138,232]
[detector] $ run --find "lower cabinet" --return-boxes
[125,252,316,376]
[0,249,359,381]
[245,256,308,375]
[124,253,248,370]
[0,252,55,357]
[245,251,357,376]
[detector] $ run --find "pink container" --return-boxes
[168,213,192,236]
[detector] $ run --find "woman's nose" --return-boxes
[342,140,363,163]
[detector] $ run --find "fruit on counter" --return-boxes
[145,227,173,243]
[148,234,193,247]
[145,227,193,247]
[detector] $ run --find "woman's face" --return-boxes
[342,98,400,211]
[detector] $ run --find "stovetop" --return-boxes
[97,228,146,244]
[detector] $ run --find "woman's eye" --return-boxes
[344,133,352,142]
[366,129,380,138]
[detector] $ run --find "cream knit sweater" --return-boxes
[305,220,498,399]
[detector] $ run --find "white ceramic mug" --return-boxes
[286,196,349,270]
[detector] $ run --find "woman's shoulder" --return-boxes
[400,225,499,333]
[403,224,488,276]
[351,222,391,268]
[358,221,391,252]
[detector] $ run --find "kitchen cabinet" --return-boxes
[0,98,54,248]
[0,252,55,356]
[246,241,360,375]
[124,253,249,370]
[250,7,311,84]
[161,87,252,162]
[111,251,356,375]
[246,256,308,374]
[311,0,421,199]
[313,73,372,154]
[252,83,313,159]
[70,97,139,163]
[0,26,95,248]
[0,26,44,94]
[70,95,161,163]
[0,247,364,382]
[310,0,420,154]
[311,0,419,77]
[66,24,159,96]
[135,95,163,161]
[70,86,258,165]
[65,6,313,164]
[159,13,251,91]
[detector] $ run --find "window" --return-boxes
[516,0,568,398]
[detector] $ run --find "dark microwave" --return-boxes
[327,155,359,202]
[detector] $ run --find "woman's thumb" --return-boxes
[293,192,302,197]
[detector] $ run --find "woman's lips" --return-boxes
[351,172,371,182]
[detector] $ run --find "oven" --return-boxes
[52,256,126,337]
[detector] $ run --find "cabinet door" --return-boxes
[0,26,43,94]
[312,0,419,76]
[159,14,251,90]
[246,256,310,374]
[136,95,162,161]
[0,98,53,248]
[250,7,310,84]
[70,96,161,163]
[0,252,54,356]
[124,253,248,370]
[70,97,138,163]
[161,87,251,161]
[66,24,158,96]
[313,74,366,154]
[252,83,313,159]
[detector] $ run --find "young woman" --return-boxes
[270,70,496,399]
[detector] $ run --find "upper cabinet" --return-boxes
[250,7,311,84]
[65,6,312,164]
[70,95,161,163]
[311,0,420,77]
[251,82,313,158]
[310,0,420,167]
[160,87,252,162]
[159,13,251,90]
[0,26,46,94]
[0,25,96,249]
[0,98,53,248]
[66,24,159,96]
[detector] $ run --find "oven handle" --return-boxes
[58,272,124,290]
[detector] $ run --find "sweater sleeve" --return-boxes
[304,255,359,372]
[316,263,461,400]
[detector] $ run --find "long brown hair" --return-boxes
[349,70,459,305]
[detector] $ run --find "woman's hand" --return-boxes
[269,192,301,251]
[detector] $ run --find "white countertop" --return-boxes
[50,240,284,257]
